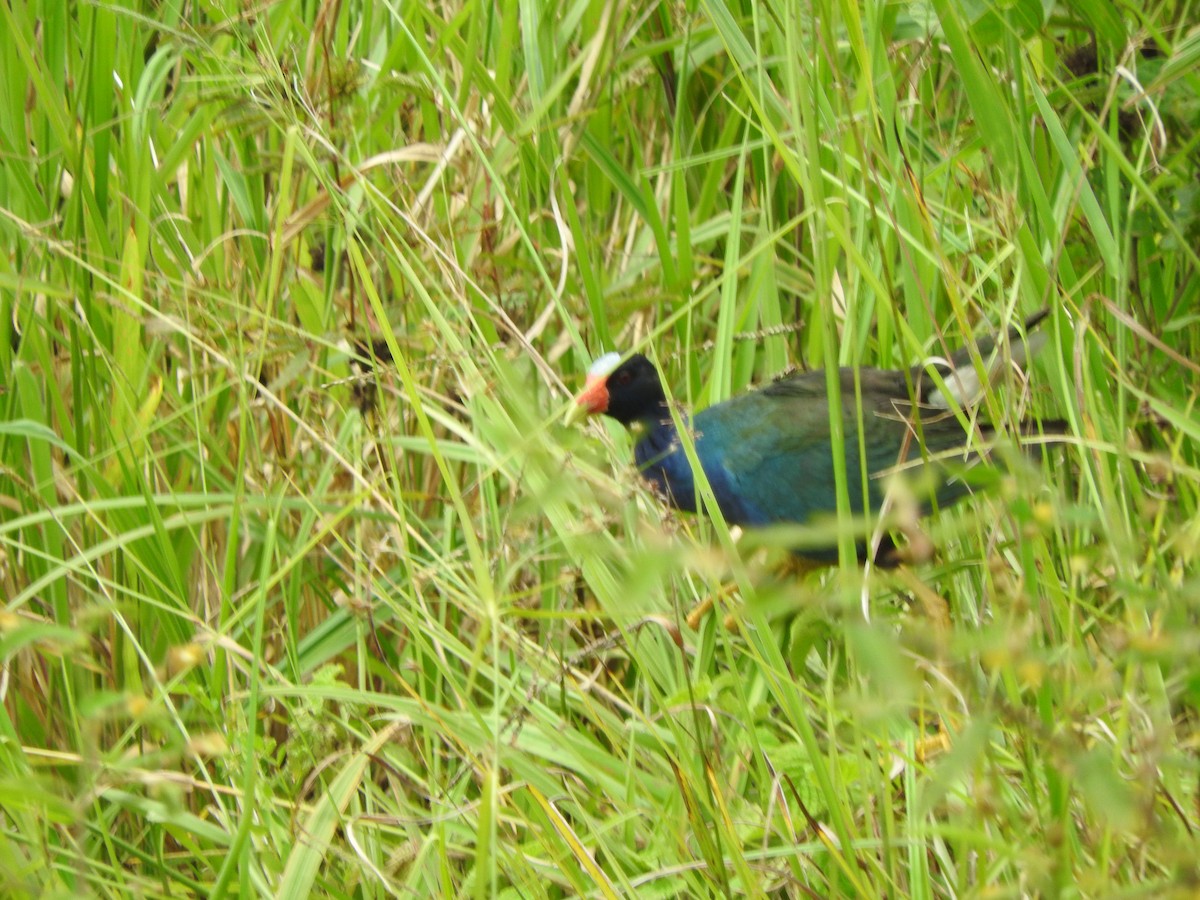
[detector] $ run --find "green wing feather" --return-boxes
[694,368,975,527]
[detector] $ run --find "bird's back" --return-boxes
[690,367,975,529]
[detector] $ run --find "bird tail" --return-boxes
[921,309,1051,410]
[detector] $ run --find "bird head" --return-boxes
[568,352,666,427]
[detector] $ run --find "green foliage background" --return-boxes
[1,0,1198,896]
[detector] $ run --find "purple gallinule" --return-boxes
[571,311,1062,563]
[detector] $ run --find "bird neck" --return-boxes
[631,399,673,430]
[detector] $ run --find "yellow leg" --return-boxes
[685,581,740,630]
[685,555,830,630]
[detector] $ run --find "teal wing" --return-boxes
[694,368,974,528]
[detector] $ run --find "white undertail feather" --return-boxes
[926,364,981,410]
[926,330,1048,410]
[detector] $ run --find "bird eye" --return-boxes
[613,370,633,386]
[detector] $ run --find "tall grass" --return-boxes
[1,0,1197,896]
